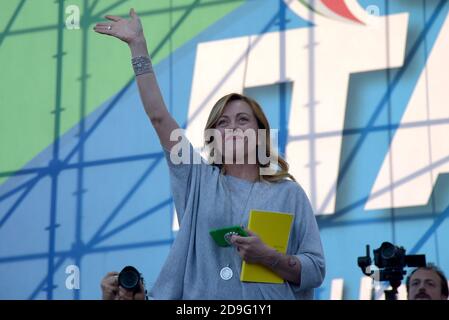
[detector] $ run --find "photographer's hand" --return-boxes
[101,271,146,300]
[119,281,146,300]
[101,272,119,300]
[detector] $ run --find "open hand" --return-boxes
[93,8,144,45]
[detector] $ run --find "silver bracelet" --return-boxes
[131,55,153,76]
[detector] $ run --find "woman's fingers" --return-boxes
[245,228,256,237]
[95,23,112,27]
[231,235,249,245]
[105,15,122,22]
[93,25,111,32]
[93,28,114,36]
[93,25,114,36]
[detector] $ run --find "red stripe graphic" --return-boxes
[321,0,363,24]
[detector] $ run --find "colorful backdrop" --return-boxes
[1,0,448,299]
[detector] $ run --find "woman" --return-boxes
[96,9,325,300]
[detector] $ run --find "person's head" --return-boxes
[203,93,294,182]
[406,264,448,300]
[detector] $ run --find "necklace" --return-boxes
[222,174,256,227]
[220,265,233,280]
[219,174,256,281]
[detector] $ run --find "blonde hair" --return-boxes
[204,93,296,183]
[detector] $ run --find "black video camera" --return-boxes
[357,242,426,300]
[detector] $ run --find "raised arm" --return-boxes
[94,8,179,151]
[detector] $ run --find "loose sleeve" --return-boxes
[162,140,205,224]
[291,185,326,292]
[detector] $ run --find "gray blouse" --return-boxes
[150,146,325,299]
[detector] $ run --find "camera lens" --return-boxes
[118,266,140,291]
[380,242,396,259]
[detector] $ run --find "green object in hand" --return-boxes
[209,225,248,247]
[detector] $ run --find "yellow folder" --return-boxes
[240,209,294,284]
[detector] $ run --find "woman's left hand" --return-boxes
[230,229,274,264]
[231,228,302,285]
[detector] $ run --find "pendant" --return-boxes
[220,266,233,280]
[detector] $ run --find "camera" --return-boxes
[118,266,143,293]
[357,242,426,300]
